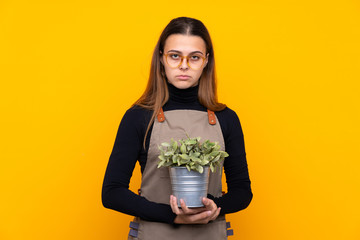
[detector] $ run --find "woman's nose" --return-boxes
[179,57,189,69]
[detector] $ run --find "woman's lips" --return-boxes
[176,75,191,80]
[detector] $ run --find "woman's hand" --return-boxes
[170,195,221,224]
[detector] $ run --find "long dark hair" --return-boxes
[133,17,226,147]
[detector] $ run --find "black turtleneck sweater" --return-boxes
[102,83,253,224]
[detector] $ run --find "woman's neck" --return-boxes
[167,81,199,104]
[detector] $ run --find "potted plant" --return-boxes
[157,136,229,207]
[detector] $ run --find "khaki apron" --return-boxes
[128,109,233,239]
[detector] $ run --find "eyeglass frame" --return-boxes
[162,52,209,70]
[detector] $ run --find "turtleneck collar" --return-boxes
[167,81,199,104]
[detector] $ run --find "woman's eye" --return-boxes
[170,54,180,59]
[190,55,200,61]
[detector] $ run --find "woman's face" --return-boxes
[161,34,208,89]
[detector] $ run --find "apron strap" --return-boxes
[207,109,216,125]
[157,108,216,125]
[157,108,165,122]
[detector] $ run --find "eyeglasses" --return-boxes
[163,52,207,70]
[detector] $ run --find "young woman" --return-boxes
[102,17,253,239]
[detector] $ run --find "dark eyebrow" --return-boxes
[167,50,204,55]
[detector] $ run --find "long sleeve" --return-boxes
[101,107,177,223]
[210,108,253,214]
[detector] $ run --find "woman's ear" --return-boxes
[204,53,209,68]
[159,51,163,64]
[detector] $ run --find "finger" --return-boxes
[202,197,214,209]
[179,199,192,214]
[187,210,212,223]
[179,200,206,215]
[210,207,221,221]
[203,198,216,211]
[169,195,174,209]
[187,207,207,215]
[169,195,176,213]
[170,195,181,215]
[203,198,218,220]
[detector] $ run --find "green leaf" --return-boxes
[180,144,186,154]
[157,160,165,168]
[210,151,220,157]
[205,141,215,148]
[180,159,190,164]
[221,152,229,158]
[186,139,197,145]
[196,165,204,174]
[201,159,209,165]
[172,155,178,163]
[164,161,173,167]
[190,152,200,157]
[171,139,178,151]
[191,157,201,163]
[180,154,190,160]
[164,152,173,157]
[210,163,215,172]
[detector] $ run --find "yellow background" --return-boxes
[1,0,359,239]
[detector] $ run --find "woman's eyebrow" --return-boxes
[167,50,204,55]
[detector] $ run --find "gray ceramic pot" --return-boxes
[169,166,210,207]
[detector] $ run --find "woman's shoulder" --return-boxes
[215,106,240,121]
[214,106,244,138]
[120,105,153,126]
[124,104,153,116]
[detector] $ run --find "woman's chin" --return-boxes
[169,80,199,89]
